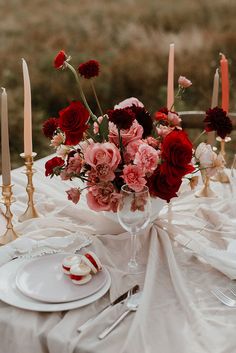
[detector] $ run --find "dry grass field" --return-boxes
[0,0,236,169]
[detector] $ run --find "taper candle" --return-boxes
[22,58,33,156]
[220,53,229,113]
[167,43,175,110]
[1,88,11,186]
[211,68,219,108]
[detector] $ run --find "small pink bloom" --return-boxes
[109,120,143,146]
[86,182,116,211]
[50,133,65,147]
[122,164,146,192]
[126,140,144,159]
[93,116,104,134]
[178,76,192,88]
[60,169,71,180]
[67,153,83,175]
[134,144,159,173]
[56,145,70,159]
[114,97,144,109]
[156,125,173,138]
[66,188,81,204]
[95,163,115,181]
[145,136,159,149]
[167,112,182,126]
[84,142,121,171]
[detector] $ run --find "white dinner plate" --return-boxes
[0,257,111,312]
[16,253,107,303]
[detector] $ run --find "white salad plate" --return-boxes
[0,255,111,312]
[16,253,107,303]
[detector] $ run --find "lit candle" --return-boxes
[220,53,229,113]
[207,68,219,145]
[1,88,11,185]
[22,58,32,156]
[167,43,175,110]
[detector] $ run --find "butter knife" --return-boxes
[77,284,139,332]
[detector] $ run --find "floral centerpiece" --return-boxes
[42,50,194,212]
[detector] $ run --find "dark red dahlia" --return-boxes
[131,106,153,137]
[204,107,233,139]
[78,60,99,79]
[59,101,89,145]
[45,157,64,177]
[107,108,135,130]
[42,117,58,139]
[54,50,67,69]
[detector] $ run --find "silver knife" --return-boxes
[77,284,139,333]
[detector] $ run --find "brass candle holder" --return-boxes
[195,174,217,198]
[0,184,18,245]
[211,137,231,184]
[18,152,39,222]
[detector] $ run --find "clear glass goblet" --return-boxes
[117,184,151,273]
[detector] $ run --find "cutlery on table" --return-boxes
[211,288,236,307]
[77,284,139,333]
[98,291,142,340]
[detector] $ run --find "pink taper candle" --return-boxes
[220,53,229,113]
[1,88,11,185]
[22,58,33,156]
[167,43,175,110]
[207,69,219,145]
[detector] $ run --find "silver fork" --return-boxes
[211,288,236,307]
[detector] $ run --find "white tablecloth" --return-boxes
[0,156,236,353]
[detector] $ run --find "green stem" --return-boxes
[90,80,103,117]
[118,128,125,164]
[65,62,98,122]
[193,130,206,145]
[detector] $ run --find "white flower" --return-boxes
[56,145,70,159]
[195,142,225,177]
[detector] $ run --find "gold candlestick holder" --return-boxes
[18,152,39,222]
[211,137,231,184]
[0,184,18,245]
[195,174,217,198]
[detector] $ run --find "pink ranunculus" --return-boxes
[178,76,192,88]
[134,144,159,173]
[122,164,146,192]
[50,133,65,147]
[167,112,182,126]
[145,136,160,149]
[66,188,81,204]
[95,163,115,181]
[156,124,173,138]
[109,120,143,146]
[84,142,121,172]
[86,182,115,211]
[67,153,83,175]
[114,97,144,110]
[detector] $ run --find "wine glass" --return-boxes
[117,184,151,273]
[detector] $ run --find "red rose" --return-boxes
[160,161,194,185]
[42,117,58,139]
[58,101,89,145]
[162,130,193,168]
[45,157,64,177]
[54,50,67,69]
[147,167,182,202]
[78,60,100,79]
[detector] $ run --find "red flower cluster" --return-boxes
[42,117,58,139]
[78,60,99,79]
[148,130,194,202]
[45,157,64,177]
[204,107,233,139]
[131,106,153,137]
[54,50,67,69]
[59,101,89,145]
[107,108,135,130]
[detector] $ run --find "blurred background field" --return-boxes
[0,0,236,170]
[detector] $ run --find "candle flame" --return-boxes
[219,52,226,60]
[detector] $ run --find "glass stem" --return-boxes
[129,231,138,268]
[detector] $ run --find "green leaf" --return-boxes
[99,115,109,142]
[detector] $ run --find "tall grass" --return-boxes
[0,0,236,169]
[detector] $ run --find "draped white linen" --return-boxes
[0,156,236,353]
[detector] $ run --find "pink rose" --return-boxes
[178,76,192,88]
[66,188,81,204]
[84,142,121,171]
[95,164,116,181]
[167,112,182,126]
[109,120,143,146]
[134,144,159,173]
[122,164,146,192]
[86,182,116,211]
[50,133,65,147]
[67,153,83,175]
[114,97,144,109]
